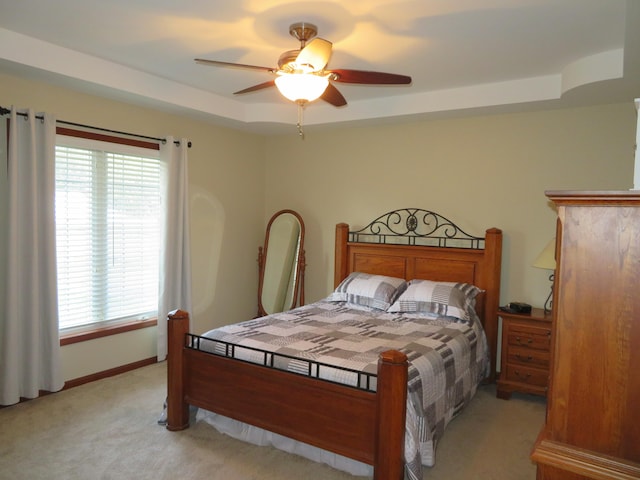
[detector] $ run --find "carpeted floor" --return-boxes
[0,362,546,479]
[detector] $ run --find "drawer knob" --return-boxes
[516,354,533,362]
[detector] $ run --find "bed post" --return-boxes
[166,309,190,431]
[334,223,349,288]
[375,350,408,480]
[481,228,503,383]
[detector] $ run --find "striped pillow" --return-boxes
[387,279,482,321]
[327,272,408,310]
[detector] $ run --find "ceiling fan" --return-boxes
[195,22,412,107]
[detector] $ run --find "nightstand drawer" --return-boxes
[504,365,548,388]
[506,346,550,369]
[506,325,551,350]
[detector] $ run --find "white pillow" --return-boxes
[387,279,482,322]
[327,272,408,310]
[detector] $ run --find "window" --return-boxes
[55,132,161,332]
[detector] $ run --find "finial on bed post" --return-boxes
[375,350,408,480]
[166,309,190,431]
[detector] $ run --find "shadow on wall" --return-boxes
[189,186,224,324]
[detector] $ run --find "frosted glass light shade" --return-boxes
[275,74,329,102]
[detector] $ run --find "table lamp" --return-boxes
[533,238,556,314]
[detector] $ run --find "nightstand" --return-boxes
[496,307,552,399]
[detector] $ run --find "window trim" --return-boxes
[60,317,158,345]
[56,127,160,151]
[56,126,161,344]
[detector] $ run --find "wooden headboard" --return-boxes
[333,208,502,382]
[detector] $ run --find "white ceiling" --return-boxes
[0,0,638,134]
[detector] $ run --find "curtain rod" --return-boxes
[0,106,192,148]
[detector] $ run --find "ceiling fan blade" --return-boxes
[328,69,411,85]
[295,38,332,71]
[320,83,347,107]
[234,80,276,95]
[195,58,275,73]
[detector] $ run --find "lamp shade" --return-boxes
[533,238,556,270]
[275,73,329,103]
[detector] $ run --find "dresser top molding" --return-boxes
[546,190,640,205]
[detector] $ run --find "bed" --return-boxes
[166,208,502,480]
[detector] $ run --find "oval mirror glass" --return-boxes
[257,210,305,316]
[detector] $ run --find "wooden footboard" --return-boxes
[166,309,408,480]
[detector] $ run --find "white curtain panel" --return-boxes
[157,137,193,361]
[0,108,64,405]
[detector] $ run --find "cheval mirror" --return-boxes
[257,210,305,317]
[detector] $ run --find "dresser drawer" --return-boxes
[507,346,550,369]
[506,324,551,350]
[504,365,549,388]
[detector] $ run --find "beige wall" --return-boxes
[1,70,637,382]
[263,103,637,309]
[0,72,266,381]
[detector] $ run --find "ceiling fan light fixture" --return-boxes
[275,73,329,103]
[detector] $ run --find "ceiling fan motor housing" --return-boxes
[278,50,301,71]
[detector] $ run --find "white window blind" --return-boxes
[55,136,160,331]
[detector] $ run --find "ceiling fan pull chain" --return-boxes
[296,101,305,140]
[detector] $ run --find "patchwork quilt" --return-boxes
[197,299,489,480]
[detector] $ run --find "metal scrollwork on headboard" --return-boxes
[349,208,485,249]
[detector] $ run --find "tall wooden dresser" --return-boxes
[531,191,640,479]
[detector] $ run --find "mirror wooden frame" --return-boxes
[257,209,305,317]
